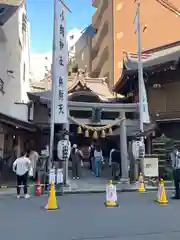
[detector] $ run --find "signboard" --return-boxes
[141,157,159,177]
[106,184,117,203]
[49,168,56,184]
[56,169,63,184]
[53,0,68,124]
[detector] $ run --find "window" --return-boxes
[81,52,84,61]
[0,8,5,15]
[22,13,27,47]
[22,13,27,32]
[116,3,124,11]
[70,35,74,40]
[69,46,74,51]
[23,63,26,81]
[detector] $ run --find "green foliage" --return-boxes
[68,58,78,75]
[152,134,176,180]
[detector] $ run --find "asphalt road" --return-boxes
[0,191,180,240]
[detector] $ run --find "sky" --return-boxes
[26,0,95,53]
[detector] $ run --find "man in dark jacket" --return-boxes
[170,146,180,199]
[111,146,121,181]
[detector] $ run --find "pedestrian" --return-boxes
[12,150,31,199]
[109,148,115,167]
[71,144,83,179]
[88,141,96,172]
[94,144,104,177]
[111,146,121,181]
[170,146,180,199]
[28,149,39,181]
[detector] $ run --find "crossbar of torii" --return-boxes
[67,101,139,183]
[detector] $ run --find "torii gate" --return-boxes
[67,101,139,182]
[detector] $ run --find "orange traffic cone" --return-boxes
[45,181,59,210]
[35,180,42,196]
[156,179,168,205]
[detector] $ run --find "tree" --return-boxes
[68,57,78,76]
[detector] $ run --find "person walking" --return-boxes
[94,145,104,177]
[29,149,39,181]
[71,144,83,179]
[170,146,180,199]
[109,148,115,167]
[13,151,31,199]
[88,142,95,172]
[111,146,121,181]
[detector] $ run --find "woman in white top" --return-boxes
[94,145,104,177]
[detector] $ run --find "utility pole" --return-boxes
[137,0,144,141]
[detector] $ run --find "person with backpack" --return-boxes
[170,146,180,199]
[94,144,104,177]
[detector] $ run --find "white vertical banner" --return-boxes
[141,79,150,124]
[134,4,150,124]
[53,0,68,124]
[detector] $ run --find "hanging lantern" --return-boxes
[101,129,106,138]
[77,126,82,134]
[85,129,89,138]
[108,127,113,135]
[93,131,98,139]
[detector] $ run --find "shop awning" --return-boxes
[0,113,37,132]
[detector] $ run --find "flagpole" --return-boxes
[49,0,57,169]
[137,0,144,141]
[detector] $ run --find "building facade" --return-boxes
[91,0,114,87]
[75,25,96,73]
[67,28,82,59]
[114,43,180,139]
[0,1,36,166]
[0,0,31,121]
[92,0,180,87]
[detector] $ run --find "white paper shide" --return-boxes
[54,0,68,124]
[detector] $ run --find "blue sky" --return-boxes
[26,0,95,53]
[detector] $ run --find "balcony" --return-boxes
[0,27,6,42]
[92,46,109,76]
[92,21,109,55]
[92,0,109,29]
[92,0,101,8]
[99,60,109,78]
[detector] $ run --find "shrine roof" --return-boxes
[113,42,180,92]
[29,73,124,102]
[123,43,180,71]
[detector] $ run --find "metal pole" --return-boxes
[137,0,145,173]
[137,1,144,142]
[120,112,129,182]
[49,0,57,169]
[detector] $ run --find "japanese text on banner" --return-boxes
[54,1,68,124]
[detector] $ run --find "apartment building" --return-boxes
[0,1,35,161]
[92,0,180,87]
[75,25,96,73]
[67,28,82,59]
[91,0,114,88]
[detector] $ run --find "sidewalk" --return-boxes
[60,167,174,194]
[0,167,174,196]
